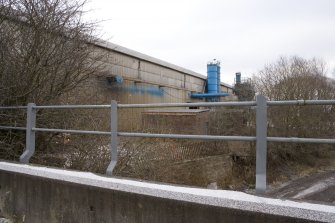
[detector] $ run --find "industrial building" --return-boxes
[65,40,236,131]
[81,39,235,105]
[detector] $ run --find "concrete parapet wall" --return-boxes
[0,162,334,223]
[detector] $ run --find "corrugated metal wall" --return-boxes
[93,46,217,98]
[71,46,234,130]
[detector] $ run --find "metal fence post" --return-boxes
[256,95,267,194]
[106,100,118,176]
[20,103,36,163]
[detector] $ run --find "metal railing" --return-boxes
[1,95,335,194]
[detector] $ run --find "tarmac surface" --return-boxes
[267,170,335,205]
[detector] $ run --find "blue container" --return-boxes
[207,64,218,94]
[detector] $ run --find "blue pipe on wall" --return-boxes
[191,92,229,98]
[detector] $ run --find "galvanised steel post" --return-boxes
[256,95,267,194]
[106,100,118,176]
[20,103,36,163]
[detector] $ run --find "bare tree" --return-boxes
[0,0,103,160]
[0,0,101,105]
[253,56,335,169]
[234,81,255,101]
[253,56,333,100]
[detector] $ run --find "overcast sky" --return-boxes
[84,0,335,85]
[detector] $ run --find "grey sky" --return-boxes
[85,0,335,85]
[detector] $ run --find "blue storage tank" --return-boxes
[191,60,229,100]
[207,63,218,94]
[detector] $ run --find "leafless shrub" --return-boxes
[234,81,255,101]
[0,0,104,160]
[253,56,335,178]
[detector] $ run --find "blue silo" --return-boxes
[191,59,229,100]
[207,63,218,94]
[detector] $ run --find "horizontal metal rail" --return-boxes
[118,101,256,108]
[32,128,110,135]
[4,99,335,110]
[118,132,256,141]
[0,126,26,131]
[268,100,335,106]
[0,106,27,109]
[33,105,111,109]
[5,126,335,144]
[25,101,258,110]
[267,137,335,144]
[32,100,335,109]
[29,127,257,141]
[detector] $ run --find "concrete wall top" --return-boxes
[0,161,334,222]
[93,38,233,89]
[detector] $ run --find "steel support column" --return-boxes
[20,103,36,163]
[256,95,267,194]
[106,100,118,175]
